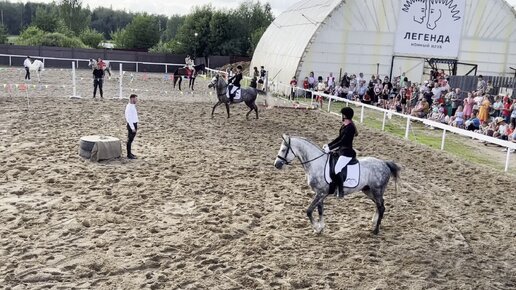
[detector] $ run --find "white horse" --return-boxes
[274,135,401,235]
[88,59,112,78]
[29,59,44,82]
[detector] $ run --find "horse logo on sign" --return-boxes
[402,0,462,30]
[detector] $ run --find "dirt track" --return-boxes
[0,68,515,289]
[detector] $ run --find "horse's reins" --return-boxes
[277,136,326,165]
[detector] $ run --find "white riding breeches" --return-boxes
[335,156,352,173]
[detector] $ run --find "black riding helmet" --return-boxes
[236,65,243,70]
[341,107,354,120]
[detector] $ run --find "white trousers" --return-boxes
[335,156,352,173]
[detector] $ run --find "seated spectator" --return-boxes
[493,117,509,140]
[492,95,503,118]
[465,113,480,131]
[449,105,464,128]
[411,97,430,118]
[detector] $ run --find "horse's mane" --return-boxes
[290,136,323,151]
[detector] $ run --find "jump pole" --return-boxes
[119,63,123,99]
[70,61,81,99]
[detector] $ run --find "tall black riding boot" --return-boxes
[335,168,347,198]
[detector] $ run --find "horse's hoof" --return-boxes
[372,228,380,235]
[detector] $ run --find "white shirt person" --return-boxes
[125,94,139,159]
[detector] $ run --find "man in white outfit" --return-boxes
[23,56,32,80]
[125,94,139,159]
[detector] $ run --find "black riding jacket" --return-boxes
[229,73,242,87]
[93,68,105,79]
[328,122,357,158]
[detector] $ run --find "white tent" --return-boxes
[251,0,516,86]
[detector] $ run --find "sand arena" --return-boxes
[0,67,515,289]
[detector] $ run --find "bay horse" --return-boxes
[172,63,206,91]
[274,135,401,235]
[208,74,262,119]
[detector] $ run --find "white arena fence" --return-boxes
[0,53,184,73]
[2,56,514,172]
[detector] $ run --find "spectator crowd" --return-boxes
[289,70,516,145]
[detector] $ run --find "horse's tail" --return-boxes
[385,161,401,194]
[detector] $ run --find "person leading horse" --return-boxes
[323,107,358,197]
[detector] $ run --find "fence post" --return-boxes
[360,105,364,123]
[70,62,80,99]
[505,149,511,172]
[119,63,123,99]
[441,129,446,150]
[405,118,411,139]
[327,96,332,112]
[382,111,387,131]
[9,56,11,66]
[136,62,139,73]
[165,65,168,74]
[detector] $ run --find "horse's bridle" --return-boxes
[277,136,327,166]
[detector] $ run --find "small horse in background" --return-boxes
[172,63,206,91]
[29,59,44,83]
[88,59,112,78]
[274,135,401,235]
[208,73,262,119]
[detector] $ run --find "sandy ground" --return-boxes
[1,67,515,289]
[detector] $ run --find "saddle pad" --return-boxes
[324,159,360,188]
[226,89,242,100]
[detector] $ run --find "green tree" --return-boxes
[40,32,86,47]
[59,0,91,35]
[173,5,213,57]
[249,26,266,55]
[0,25,8,44]
[122,14,160,49]
[16,26,45,45]
[33,6,59,32]
[162,15,185,42]
[79,28,104,48]
[91,7,134,39]
[110,28,126,48]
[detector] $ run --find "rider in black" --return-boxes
[323,107,358,197]
[227,65,243,103]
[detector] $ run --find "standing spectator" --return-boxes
[253,67,259,79]
[327,72,335,91]
[463,92,475,120]
[23,56,32,80]
[476,75,486,93]
[356,72,364,84]
[92,63,105,99]
[125,94,139,159]
[492,95,503,118]
[316,76,326,107]
[450,88,462,116]
[510,99,516,126]
[260,66,266,81]
[290,76,298,99]
[501,96,512,124]
[308,71,316,89]
[340,72,350,88]
[303,77,311,99]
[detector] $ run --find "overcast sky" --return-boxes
[9,0,516,17]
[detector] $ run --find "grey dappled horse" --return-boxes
[173,63,206,91]
[208,74,261,119]
[274,135,400,235]
[88,59,112,78]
